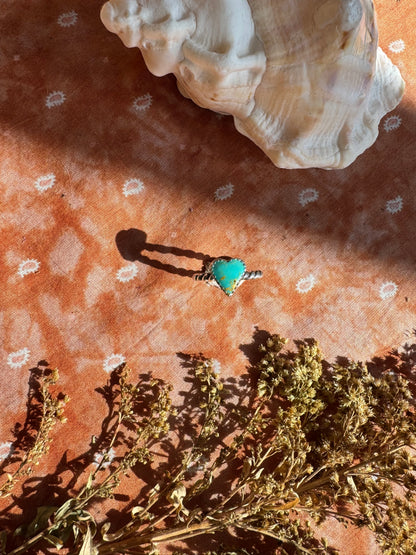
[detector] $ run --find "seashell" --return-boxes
[100,0,405,169]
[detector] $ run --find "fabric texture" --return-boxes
[0,1,415,552]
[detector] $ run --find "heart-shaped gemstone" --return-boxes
[211,258,246,296]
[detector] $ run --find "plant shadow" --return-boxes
[1,328,416,553]
[0,363,163,552]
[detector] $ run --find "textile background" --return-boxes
[0,1,415,552]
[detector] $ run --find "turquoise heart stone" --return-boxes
[211,258,246,296]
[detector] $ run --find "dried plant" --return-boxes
[0,368,67,500]
[1,333,416,554]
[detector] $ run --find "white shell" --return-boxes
[101,0,405,169]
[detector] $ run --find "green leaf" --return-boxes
[53,498,78,522]
[24,505,58,538]
[167,482,189,519]
[167,482,187,509]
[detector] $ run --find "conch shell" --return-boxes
[100,0,405,169]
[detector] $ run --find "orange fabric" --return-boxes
[0,1,415,552]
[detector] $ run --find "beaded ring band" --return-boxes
[193,257,263,296]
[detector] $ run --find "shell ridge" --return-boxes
[101,0,405,169]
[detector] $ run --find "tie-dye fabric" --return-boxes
[0,1,414,552]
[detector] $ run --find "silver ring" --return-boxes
[193,257,262,296]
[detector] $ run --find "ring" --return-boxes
[193,257,263,296]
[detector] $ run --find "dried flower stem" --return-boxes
[2,334,416,555]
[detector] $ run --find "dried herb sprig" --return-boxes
[0,368,68,500]
[1,335,416,554]
[2,365,175,555]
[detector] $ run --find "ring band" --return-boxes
[193,258,262,296]
[193,270,262,281]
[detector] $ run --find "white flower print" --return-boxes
[385,196,403,214]
[34,173,56,192]
[7,348,30,369]
[298,188,319,207]
[122,178,144,197]
[204,359,221,376]
[116,264,138,283]
[57,11,78,27]
[388,39,405,54]
[93,447,115,469]
[18,259,40,277]
[132,93,152,113]
[379,282,398,300]
[296,274,316,294]
[0,441,14,462]
[214,183,234,201]
[212,360,221,376]
[45,91,66,108]
[383,115,402,132]
[103,353,126,373]
[188,455,210,476]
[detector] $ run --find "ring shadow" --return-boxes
[0,0,415,276]
[115,228,214,277]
